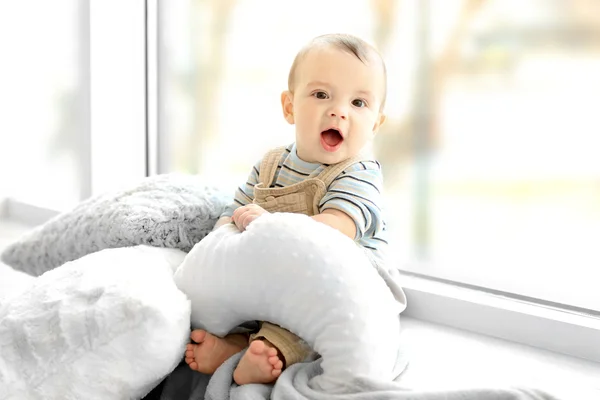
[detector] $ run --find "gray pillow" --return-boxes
[1,174,231,276]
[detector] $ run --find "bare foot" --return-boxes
[233,339,284,385]
[184,330,246,374]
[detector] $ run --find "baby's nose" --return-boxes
[329,106,348,120]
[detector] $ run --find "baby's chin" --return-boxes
[297,145,354,165]
[315,149,351,165]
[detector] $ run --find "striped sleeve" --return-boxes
[318,161,384,241]
[220,159,261,218]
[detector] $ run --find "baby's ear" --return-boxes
[281,91,295,124]
[372,113,386,135]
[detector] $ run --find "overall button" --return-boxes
[265,196,276,202]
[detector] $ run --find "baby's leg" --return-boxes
[184,330,247,374]
[233,322,311,385]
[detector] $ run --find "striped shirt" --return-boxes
[221,143,388,266]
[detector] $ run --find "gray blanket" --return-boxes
[154,351,560,400]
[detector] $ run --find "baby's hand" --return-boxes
[232,204,269,231]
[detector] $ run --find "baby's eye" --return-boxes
[352,99,366,108]
[313,91,329,100]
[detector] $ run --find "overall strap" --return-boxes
[258,146,287,187]
[315,155,366,189]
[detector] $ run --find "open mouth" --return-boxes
[320,128,344,151]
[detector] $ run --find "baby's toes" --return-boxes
[249,340,265,354]
[190,329,207,343]
[267,355,280,366]
[267,355,283,372]
[266,347,278,357]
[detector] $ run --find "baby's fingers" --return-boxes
[232,205,250,224]
[241,213,260,230]
[232,207,251,231]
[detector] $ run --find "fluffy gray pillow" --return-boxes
[1,174,231,276]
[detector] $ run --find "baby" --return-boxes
[184,33,406,385]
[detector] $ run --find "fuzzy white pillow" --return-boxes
[0,245,191,400]
[1,174,229,276]
[174,213,401,392]
[0,261,34,305]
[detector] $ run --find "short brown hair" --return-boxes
[287,33,387,108]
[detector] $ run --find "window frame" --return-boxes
[2,0,598,365]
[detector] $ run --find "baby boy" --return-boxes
[184,33,406,385]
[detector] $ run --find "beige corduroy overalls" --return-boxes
[247,146,364,368]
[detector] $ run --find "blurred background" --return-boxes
[1,0,599,311]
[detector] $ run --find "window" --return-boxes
[157,0,600,312]
[408,0,600,312]
[156,0,415,194]
[0,1,87,210]
[0,0,596,363]
[0,1,148,213]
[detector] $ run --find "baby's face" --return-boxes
[282,46,386,165]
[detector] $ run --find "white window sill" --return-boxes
[400,273,600,364]
[399,317,600,397]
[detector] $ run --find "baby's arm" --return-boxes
[317,161,385,242]
[231,204,355,237]
[311,209,356,239]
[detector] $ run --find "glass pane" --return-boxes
[159,0,411,188]
[159,0,416,255]
[0,1,85,210]
[410,0,600,310]
[158,0,600,311]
